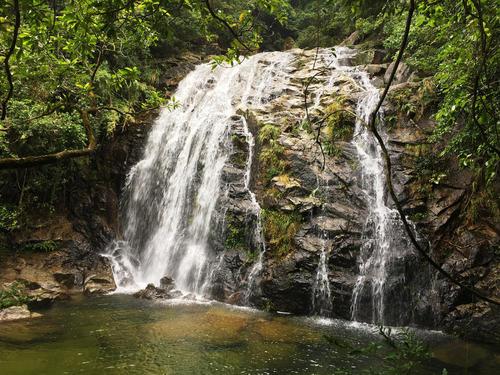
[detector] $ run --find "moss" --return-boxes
[324,95,355,143]
[21,240,58,253]
[258,123,287,184]
[0,281,33,309]
[225,215,247,250]
[230,134,249,168]
[224,214,261,261]
[467,186,500,224]
[259,124,281,143]
[388,78,437,124]
[410,212,428,222]
[0,204,20,232]
[261,209,301,256]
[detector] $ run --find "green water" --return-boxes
[0,295,498,374]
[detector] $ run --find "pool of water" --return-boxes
[0,295,498,374]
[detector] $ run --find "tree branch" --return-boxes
[203,0,252,52]
[368,0,499,306]
[1,0,21,120]
[0,109,96,169]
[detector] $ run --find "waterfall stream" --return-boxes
[107,52,293,295]
[106,46,416,323]
[331,48,414,325]
[305,47,416,324]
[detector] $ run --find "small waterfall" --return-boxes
[107,52,293,296]
[302,47,417,324]
[241,118,267,303]
[311,236,332,315]
[328,47,414,326]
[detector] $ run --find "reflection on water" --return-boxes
[0,295,498,374]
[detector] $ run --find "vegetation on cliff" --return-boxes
[1,0,497,231]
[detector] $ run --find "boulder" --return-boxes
[84,274,116,295]
[341,31,362,46]
[0,305,41,322]
[384,61,412,85]
[134,279,182,300]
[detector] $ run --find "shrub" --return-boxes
[0,281,33,309]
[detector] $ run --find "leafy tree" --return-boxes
[0,0,290,231]
[0,0,290,169]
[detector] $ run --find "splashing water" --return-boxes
[107,52,293,295]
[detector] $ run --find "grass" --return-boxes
[262,209,301,256]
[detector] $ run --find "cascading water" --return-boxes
[107,52,293,295]
[106,44,418,321]
[311,236,333,316]
[241,119,267,302]
[304,47,417,323]
[330,47,414,325]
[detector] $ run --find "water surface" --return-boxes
[0,295,498,374]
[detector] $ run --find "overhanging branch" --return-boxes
[368,0,499,306]
[0,109,96,169]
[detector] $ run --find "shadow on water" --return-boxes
[0,295,498,374]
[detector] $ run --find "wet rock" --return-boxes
[84,274,116,295]
[341,31,361,46]
[364,64,388,76]
[227,291,244,305]
[0,305,41,322]
[134,284,170,300]
[384,61,411,85]
[283,196,322,214]
[134,279,182,300]
[159,276,175,290]
[443,302,500,345]
[27,288,69,309]
[53,272,77,288]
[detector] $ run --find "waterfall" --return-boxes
[107,52,293,295]
[105,45,418,321]
[311,236,333,315]
[241,117,267,303]
[329,47,414,326]
[303,47,417,324]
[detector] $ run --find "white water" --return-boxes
[107,52,293,295]
[311,237,333,315]
[106,45,416,322]
[303,47,415,324]
[241,118,267,302]
[329,47,413,325]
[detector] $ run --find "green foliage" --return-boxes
[292,0,499,198]
[259,123,287,183]
[0,0,290,229]
[0,281,32,309]
[21,240,58,253]
[261,209,301,256]
[291,0,388,48]
[324,96,355,141]
[380,328,431,375]
[0,204,20,231]
[225,215,248,251]
[385,1,498,187]
[328,327,437,375]
[388,79,437,123]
